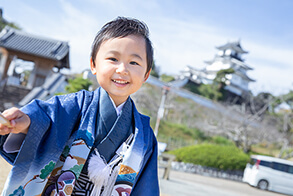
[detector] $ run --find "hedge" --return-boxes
[169,144,250,170]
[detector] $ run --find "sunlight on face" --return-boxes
[91,35,150,106]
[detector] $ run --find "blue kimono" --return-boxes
[0,87,159,196]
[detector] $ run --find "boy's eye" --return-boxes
[108,57,118,62]
[130,61,139,66]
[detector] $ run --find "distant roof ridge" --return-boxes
[216,40,248,54]
[51,41,62,55]
[1,26,69,44]
[0,26,70,68]
[0,28,14,42]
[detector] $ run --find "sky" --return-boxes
[1,0,293,96]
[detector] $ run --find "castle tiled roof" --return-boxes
[0,26,70,68]
[216,41,248,54]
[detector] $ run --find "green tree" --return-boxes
[273,91,293,158]
[198,68,235,101]
[187,68,235,101]
[183,82,200,94]
[160,74,175,83]
[65,77,92,93]
[150,61,160,78]
[198,84,222,101]
[213,68,235,85]
[252,92,274,114]
[276,90,293,110]
[0,9,21,30]
[213,68,235,97]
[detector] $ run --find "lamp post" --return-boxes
[154,86,170,137]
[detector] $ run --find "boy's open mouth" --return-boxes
[112,79,129,84]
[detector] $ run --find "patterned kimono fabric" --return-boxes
[43,89,141,196]
[3,88,146,196]
[71,89,133,195]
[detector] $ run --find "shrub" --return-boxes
[169,144,250,170]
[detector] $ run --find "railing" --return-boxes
[171,161,244,182]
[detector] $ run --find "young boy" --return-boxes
[0,17,159,196]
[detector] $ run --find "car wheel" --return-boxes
[258,180,269,190]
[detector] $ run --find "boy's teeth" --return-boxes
[113,80,128,84]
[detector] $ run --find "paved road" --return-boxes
[0,157,11,193]
[159,169,286,196]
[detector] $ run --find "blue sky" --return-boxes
[1,0,293,95]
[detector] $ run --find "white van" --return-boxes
[243,155,293,195]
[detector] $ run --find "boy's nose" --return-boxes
[116,63,128,75]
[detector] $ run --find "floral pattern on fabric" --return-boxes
[8,186,24,196]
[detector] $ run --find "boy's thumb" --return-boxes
[10,116,30,134]
[10,119,16,127]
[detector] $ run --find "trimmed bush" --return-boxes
[169,144,250,170]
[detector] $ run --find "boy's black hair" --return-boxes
[91,17,153,74]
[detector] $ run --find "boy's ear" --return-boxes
[90,57,97,75]
[144,69,151,82]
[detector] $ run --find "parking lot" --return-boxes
[159,168,286,196]
[0,157,11,192]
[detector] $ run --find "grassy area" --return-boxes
[155,119,284,159]
[157,121,206,141]
[156,120,239,151]
[136,82,288,160]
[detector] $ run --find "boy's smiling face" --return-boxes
[91,35,150,106]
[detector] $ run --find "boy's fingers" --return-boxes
[10,117,30,134]
[1,107,30,134]
[0,125,11,135]
[11,117,28,128]
[2,107,21,120]
[10,120,16,127]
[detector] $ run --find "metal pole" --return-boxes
[154,86,169,137]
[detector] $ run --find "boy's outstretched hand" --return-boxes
[0,107,31,135]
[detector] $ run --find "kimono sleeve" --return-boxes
[131,131,160,196]
[0,91,89,165]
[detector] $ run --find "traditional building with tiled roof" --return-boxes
[0,26,70,111]
[180,40,255,99]
[0,26,69,88]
